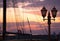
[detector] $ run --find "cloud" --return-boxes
[0,0,60,35]
[22,0,60,11]
[0,0,60,11]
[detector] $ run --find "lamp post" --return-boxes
[3,0,6,40]
[41,6,58,41]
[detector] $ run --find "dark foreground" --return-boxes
[1,39,60,41]
[0,39,48,41]
[0,34,60,41]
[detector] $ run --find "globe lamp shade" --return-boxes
[51,7,58,18]
[41,6,47,18]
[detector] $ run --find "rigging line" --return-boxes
[30,0,47,34]
[16,0,25,34]
[27,17,32,35]
[13,1,24,33]
[22,0,27,34]
[29,2,47,32]
[31,0,45,35]
[12,0,21,33]
[32,9,47,32]
[12,0,18,31]
[29,7,43,34]
[32,2,47,32]
[34,14,48,34]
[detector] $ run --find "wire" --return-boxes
[12,0,22,33]
[21,0,26,34]
[12,0,27,34]
[16,0,25,34]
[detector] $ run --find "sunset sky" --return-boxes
[0,0,60,35]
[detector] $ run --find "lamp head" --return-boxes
[51,6,58,18]
[41,6,47,18]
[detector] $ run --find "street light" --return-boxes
[41,6,58,41]
[51,6,58,18]
[41,6,47,19]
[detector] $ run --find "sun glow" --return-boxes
[40,0,45,2]
[0,7,60,24]
[6,7,43,22]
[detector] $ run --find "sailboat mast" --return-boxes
[27,17,32,34]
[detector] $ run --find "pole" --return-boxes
[48,24,51,41]
[48,12,51,41]
[3,0,6,40]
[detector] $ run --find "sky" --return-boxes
[0,0,60,35]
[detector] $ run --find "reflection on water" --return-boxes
[6,34,16,36]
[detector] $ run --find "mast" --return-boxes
[27,17,32,41]
[27,17,32,35]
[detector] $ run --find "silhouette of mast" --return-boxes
[27,17,32,35]
[27,17,32,41]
